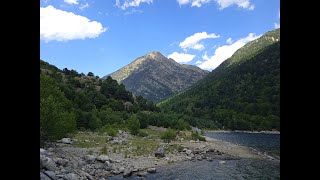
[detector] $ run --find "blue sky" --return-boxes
[40,0,280,77]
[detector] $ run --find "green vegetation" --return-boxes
[161,129,177,143]
[191,131,206,142]
[40,61,160,146]
[40,75,76,146]
[127,114,140,135]
[160,29,280,131]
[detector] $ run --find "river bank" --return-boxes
[205,129,280,134]
[40,128,271,180]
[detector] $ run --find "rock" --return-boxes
[123,168,133,177]
[147,167,156,173]
[96,155,109,162]
[84,140,90,142]
[219,161,226,164]
[72,139,78,143]
[185,150,192,155]
[137,171,147,177]
[84,155,96,163]
[40,148,46,155]
[40,172,51,180]
[155,147,165,158]
[56,158,68,167]
[60,138,73,144]
[190,140,195,143]
[42,157,58,171]
[118,167,125,173]
[44,171,57,180]
[63,173,79,180]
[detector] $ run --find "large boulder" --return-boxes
[147,167,156,173]
[60,138,73,144]
[84,155,96,163]
[96,155,110,162]
[155,147,165,158]
[41,156,58,171]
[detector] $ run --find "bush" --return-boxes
[191,131,206,142]
[101,125,118,137]
[161,129,176,143]
[137,130,148,137]
[127,114,140,135]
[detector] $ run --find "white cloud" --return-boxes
[116,0,153,10]
[195,60,203,64]
[215,0,254,10]
[168,52,196,63]
[64,0,79,5]
[177,0,211,7]
[79,3,89,10]
[197,33,260,70]
[40,5,106,42]
[274,23,280,29]
[226,38,233,44]
[179,32,220,51]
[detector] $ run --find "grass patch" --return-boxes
[165,143,184,154]
[71,131,106,148]
[130,137,159,156]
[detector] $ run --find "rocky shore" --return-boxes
[40,129,268,180]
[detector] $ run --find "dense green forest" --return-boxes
[40,60,195,145]
[160,29,280,131]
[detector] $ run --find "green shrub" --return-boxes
[101,125,118,137]
[161,129,176,143]
[137,130,148,137]
[127,114,140,135]
[191,131,206,142]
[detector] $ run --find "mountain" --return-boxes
[104,51,209,102]
[160,28,280,131]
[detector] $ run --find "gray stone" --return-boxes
[84,140,90,142]
[84,155,96,163]
[219,161,226,164]
[40,172,51,180]
[63,173,79,180]
[118,167,125,173]
[155,147,165,157]
[42,157,58,171]
[40,148,46,155]
[137,171,147,177]
[56,158,68,167]
[60,138,73,144]
[147,167,156,173]
[185,150,192,155]
[96,155,109,162]
[44,171,57,180]
[123,168,133,177]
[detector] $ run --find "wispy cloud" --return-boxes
[226,38,233,44]
[215,0,254,10]
[197,33,261,70]
[79,2,89,10]
[179,32,220,51]
[40,5,106,42]
[116,0,153,10]
[64,0,79,5]
[168,52,196,63]
[177,0,211,7]
[124,8,143,15]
